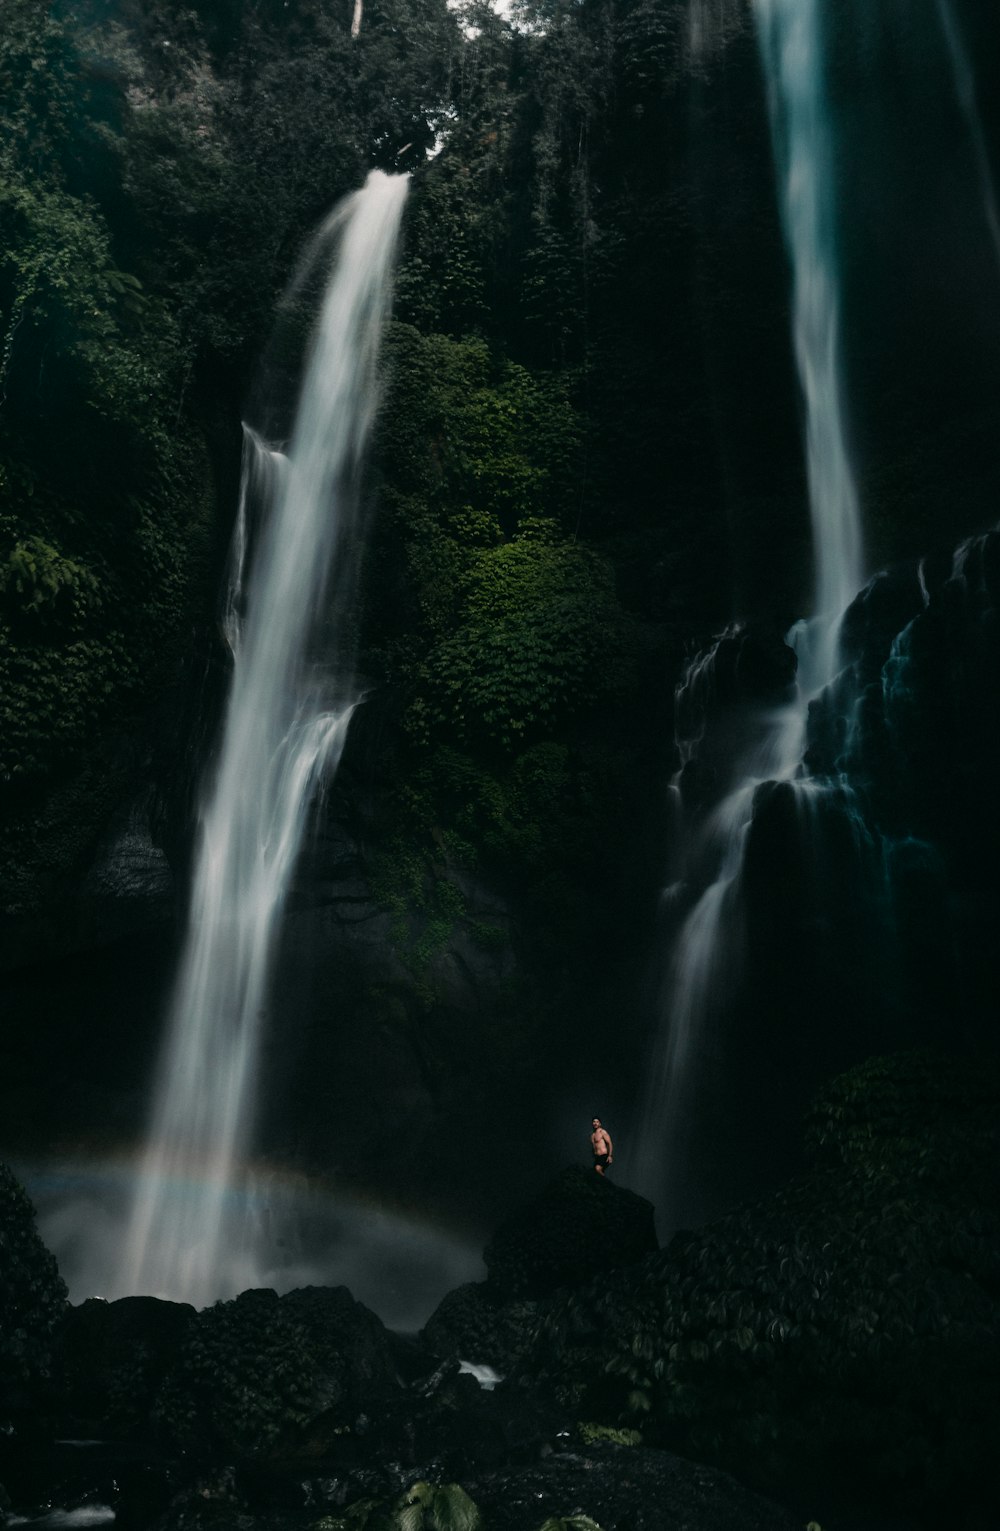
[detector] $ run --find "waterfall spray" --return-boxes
[631,0,864,1223]
[123,171,408,1306]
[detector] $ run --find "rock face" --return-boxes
[810,524,1000,1041]
[482,1166,658,1300]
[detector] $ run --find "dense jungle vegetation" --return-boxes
[6,0,997,938]
[2,0,762,1015]
[5,0,1000,1169]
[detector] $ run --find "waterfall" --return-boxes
[123,170,408,1306]
[755,0,863,678]
[631,0,865,1222]
[935,0,1000,268]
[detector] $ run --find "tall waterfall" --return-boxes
[935,0,1000,267]
[123,171,408,1306]
[631,0,863,1221]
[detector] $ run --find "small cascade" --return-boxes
[122,171,408,1306]
[631,0,867,1223]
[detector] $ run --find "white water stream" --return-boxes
[632,0,864,1219]
[122,171,408,1305]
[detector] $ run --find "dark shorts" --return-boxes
[594,1153,609,1168]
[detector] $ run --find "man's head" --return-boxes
[592,1117,601,1128]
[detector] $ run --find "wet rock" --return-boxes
[359,1362,573,1480]
[482,1166,657,1300]
[467,1444,803,1531]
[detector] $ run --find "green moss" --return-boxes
[576,1422,642,1448]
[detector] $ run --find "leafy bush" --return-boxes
[415,523,632,750]
[313,1482,481,1531]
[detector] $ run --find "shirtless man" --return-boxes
[591,1116,613,1175]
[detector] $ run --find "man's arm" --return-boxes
[604,1130,613,1162]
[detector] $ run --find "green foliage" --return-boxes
[415,526,632,749]
[0,4,212,766]
[0,1161,68,1410]
[526,1052,1000,1521]
[803,1048,1000,1190]
[364,314,649,998]
[576,1421,641,1447]
[2,536,99,623]
[314,1482,481,1531]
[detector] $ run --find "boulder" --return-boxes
[152,1286,401,1463]
[62,1294,196,1438]
[278,1285,399,1410]
[420,1281,541,1373]
[482,1167,657,1300]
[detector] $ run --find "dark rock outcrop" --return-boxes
[482,1166,657,1300]
[62,1294,196,1440]
[420,1280,541,1373]
[279,1285,399,1412]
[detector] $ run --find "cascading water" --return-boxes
[631,0,865,1222]
[122,170,408,1306]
